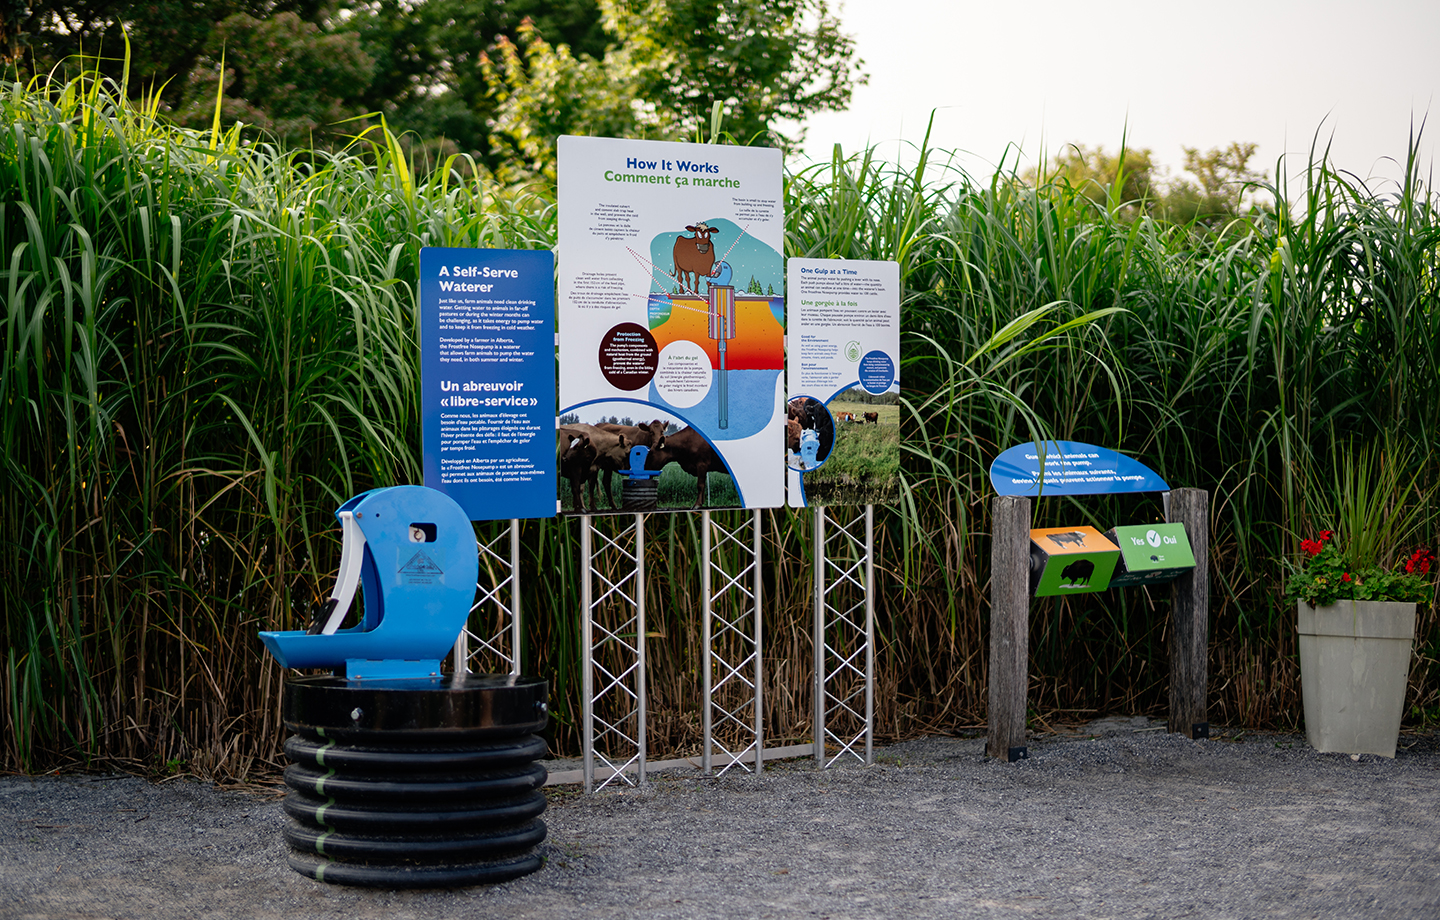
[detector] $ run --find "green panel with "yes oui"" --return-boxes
[1104,523,1195,587]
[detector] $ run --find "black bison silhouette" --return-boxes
[1047,531,1087,549]
[1060,558,1096,585]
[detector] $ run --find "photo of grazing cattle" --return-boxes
[791,387,900,507]
[557,408,738,513]
[644,426,732,509]
[557,425,601,512]
[557,419,669,513]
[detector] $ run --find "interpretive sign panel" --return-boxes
[420,247,556,521]
[557,135,785,513]
[785,258,901,508]
[989,440,1169,497]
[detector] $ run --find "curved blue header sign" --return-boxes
[989,440,1169,497]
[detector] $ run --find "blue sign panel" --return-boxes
[420,247,556,521]
[858,350,895,394]
[989,440,1169,497]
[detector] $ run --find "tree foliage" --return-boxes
[480,18,670,183]
[599,0,863,146]
[1029,143,1161,219]
[1027,141,1270,228]
[4,0,326,90]
[480,0,863,180]
[336,0,608,157]
[173,12,376,145]
[4,0,863,169]
[1165,142,1269,225]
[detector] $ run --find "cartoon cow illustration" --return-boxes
[673,222,720,294]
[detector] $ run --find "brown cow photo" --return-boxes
[556,408,738,513]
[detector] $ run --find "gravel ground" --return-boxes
[4,718,1440,919]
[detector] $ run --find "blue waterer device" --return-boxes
[258,485,479,679]
[258,485,551,888]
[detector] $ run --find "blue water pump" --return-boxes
[258,486,478,679]
[798,428,821,470]
[618,444,661,481]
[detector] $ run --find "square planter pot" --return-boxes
[1297,600,1416,758]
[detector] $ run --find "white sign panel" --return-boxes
[558,135,786,512]
[785,258,901,507]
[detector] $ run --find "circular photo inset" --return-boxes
[785,395,835,472]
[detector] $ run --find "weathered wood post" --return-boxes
[988,495,1032,760]
[1166,488,1209,738]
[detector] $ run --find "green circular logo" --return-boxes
[844,340,861,362]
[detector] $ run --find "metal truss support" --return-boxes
[451,519,522,676]
[702,509,764,776]
[581,514,647,793]
[812,504,875,768]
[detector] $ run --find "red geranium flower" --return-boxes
[1405,547,1434,575]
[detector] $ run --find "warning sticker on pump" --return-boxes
[399,549,445,585]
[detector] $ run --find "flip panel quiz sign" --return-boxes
[420,247,556,521]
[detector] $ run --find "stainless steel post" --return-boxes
[753,508,765,773]
[635,512,647,788]
[813,505,826,767]
[701,510,713,775]
[510,518,522,675]
[580,516,594,793]
[865,504,875,765]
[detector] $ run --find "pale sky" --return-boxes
[796,0,1440,191]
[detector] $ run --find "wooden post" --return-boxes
[988,495,1031,760]
[1167,488,1209,738]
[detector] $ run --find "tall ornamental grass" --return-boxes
[4,74,1440,778]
